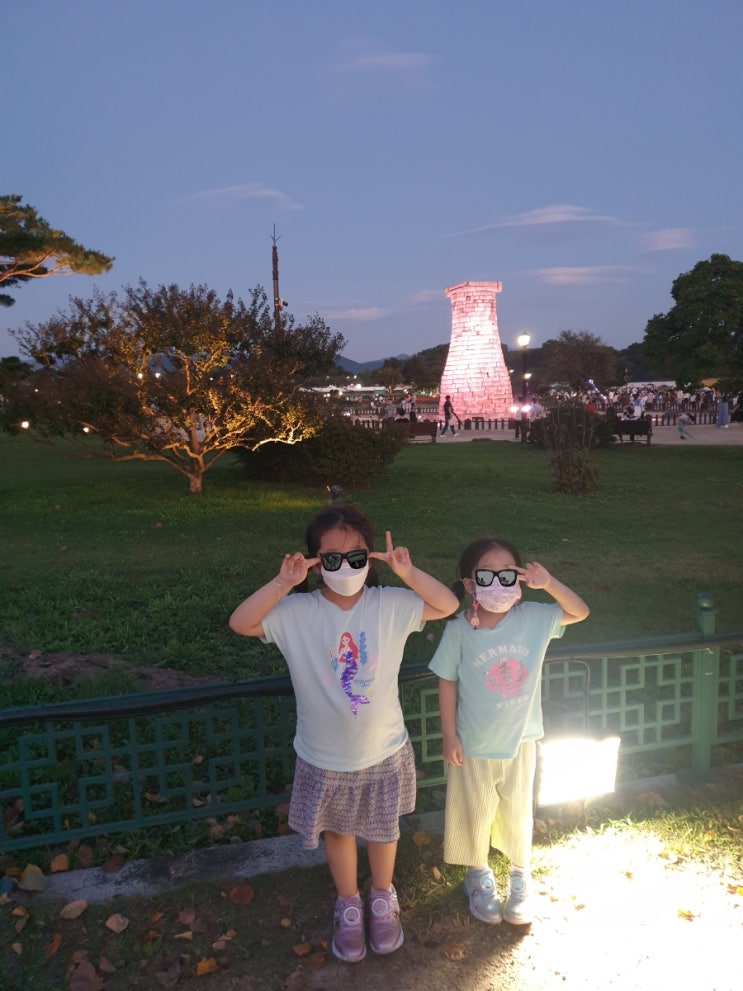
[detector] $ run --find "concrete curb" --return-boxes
[20,764,743,904]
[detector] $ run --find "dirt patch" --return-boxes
[1,646,217,691]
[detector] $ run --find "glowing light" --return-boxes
[535,735,620,807]
[517,332,531,349]
[21,420,30,429]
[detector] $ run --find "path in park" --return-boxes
[435,420,743,447]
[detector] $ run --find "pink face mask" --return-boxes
[476,583,522,614]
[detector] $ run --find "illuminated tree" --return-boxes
[3,282,344,493]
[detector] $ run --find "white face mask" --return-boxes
[476,583,522,614]
[321,562,369,596]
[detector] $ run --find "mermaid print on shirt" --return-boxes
[329,630,371,715]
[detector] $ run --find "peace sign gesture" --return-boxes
[370,530,413,581]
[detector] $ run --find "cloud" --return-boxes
[443,204,623,239]
[332,40,433,81]
[531,266,641,286]
[187,183,302,210]
[325,307,388,322]
[409,289,444,305]
[637,228,693,252]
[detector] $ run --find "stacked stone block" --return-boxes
[439,281,514,420]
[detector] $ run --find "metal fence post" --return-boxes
[688,593,719,778]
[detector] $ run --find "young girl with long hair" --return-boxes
[229,505,458,962]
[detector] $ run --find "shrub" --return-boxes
[233,416,409,488]
[528,399,610,495]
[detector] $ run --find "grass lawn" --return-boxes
[1,435,742,990]
[1,433,741,698]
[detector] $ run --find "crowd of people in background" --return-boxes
[350,385,740,430]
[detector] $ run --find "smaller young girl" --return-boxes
[229,505,458,962]
[429,537,589,926]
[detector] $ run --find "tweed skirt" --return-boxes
[288,739,417,850]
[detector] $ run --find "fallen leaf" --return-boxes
[98,955,117,973]
[103,855,125,874]
[192,754,205,765]
[444,941,466,960]
[196,957,218,975]
[178,907,197,926]
[60,900,88,920]
[11,942,22,955]
[293,941,312,957]
[174,930,194,940]
[280,917,292,928]
[304,951,326,969]
[50,853,69,873]
[431,921,445,935]
[12,906,29,917]
[432,866,442,881]
[67,958,104,991]
[45,933,62,958]
[229,883,254,905]
[15,915,28,934]
[412,830,430,848]
[145,792,165,803]
[155,959,182,989]
[105,913,129,933]
[151,911,165,924]
[75,846,94,868]
[18,864,47,892]
[677,908,695,921]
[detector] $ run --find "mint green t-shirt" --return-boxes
[429,602,564,759]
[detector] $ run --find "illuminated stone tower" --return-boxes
[439,281,514,420]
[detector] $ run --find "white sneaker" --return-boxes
[463,868,502,924]
[503,870,531,925]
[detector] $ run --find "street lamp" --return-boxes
[516,333,531,444]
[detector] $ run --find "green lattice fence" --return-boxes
[2,617,742,852]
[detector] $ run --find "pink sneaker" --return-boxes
[332,893,366,963]
[368,884,404,955]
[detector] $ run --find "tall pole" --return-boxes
[271,226,283,336]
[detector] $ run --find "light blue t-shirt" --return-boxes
[261,585,424,772]
[428,601,564,759]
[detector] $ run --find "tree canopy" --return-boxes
[539,330,619,392]
[643,254,743,391]
[0,194,114,307]
[3,282,344,493]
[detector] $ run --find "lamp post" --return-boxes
[516,333,531,444]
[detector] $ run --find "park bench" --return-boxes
[610,412,653,445]
[409,420,438,443]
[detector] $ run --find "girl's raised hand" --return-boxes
[519,561,552,589]
[370,530,413,579]
[279,551,317,589]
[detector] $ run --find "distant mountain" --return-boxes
[336,354,410,372]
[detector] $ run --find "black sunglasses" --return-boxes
[319,549,369,572]
[474,568,519,588]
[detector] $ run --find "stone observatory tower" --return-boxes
[439,281,514,420]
